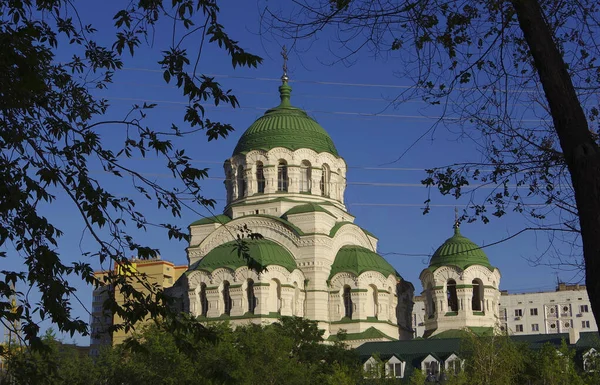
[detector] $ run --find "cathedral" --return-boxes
[168,67,501,346]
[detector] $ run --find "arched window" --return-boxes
[299,160,311,192]
[447,279,458,312]
[293,282,301,316]
[343,285,353,319]
[256,162,265,193]
[200,283,208,317]
[277,160,288,192]
[472,279,483,312]
[237,165,246,199]
[426,284,435,317]
[270,279,281,313]
[247,279,257,314]
[223,281,232,315]
[320,164,330,196]
[368,285,379,318]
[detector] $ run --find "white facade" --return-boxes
[498,284,598,335]
[167,82,414,345]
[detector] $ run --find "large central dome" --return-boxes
[232,82,339,156]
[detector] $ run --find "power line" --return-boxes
[103,96,551,123]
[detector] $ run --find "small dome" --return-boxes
[194,239,297,273]
[232,82,339,156]
[429,227,493,271]
[329,245,401,280]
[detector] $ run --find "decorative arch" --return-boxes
[330,223,377,255]
[195,216,302,258]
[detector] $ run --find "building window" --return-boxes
[387,362,403,378]
[424,361,439,376]
[532,323,539,332]
[223,281,232,316]
[447,280,458,312]
[472,279,483,311]
[515,309,523,317]
[247,279,257,314]
[516,324,524,332]
[237,165,246,199]
[582,320,591,329]
[200,283,208,317]
[320,164,330,196]
[447,359,462,375]
[277,160,288,191]
[256,162,265,193]
[530,308,538,316]
[299,160,311,192]
[343,286,353,319]
[581,304,589,313]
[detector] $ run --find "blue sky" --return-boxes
[4,1,581,345]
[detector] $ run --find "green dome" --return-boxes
[329,245,401,280]
[232,82,339,156]
[429,227,493,271]
[195,239,297,273]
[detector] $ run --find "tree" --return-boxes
[264,0,600,329]
[460,331,525,385]
[0,0,262,349]
[15,318,362,385]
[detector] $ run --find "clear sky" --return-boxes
[4,1,581,345]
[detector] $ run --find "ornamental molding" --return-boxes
[356,271,388,288]
[210,268,236,285]
[329,273,359,289]
[432,266,462,282]
[186,270,212,289]
[330,224,375,252]
[196,218,301,257]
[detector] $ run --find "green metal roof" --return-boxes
[189,214,231,226]
[232,82,339,156]
[327,327,396,342]
[428,327,494,340]
[428,227,494,271]
[329,245,401,280]
[194,239,297,273]
[282,203,335,218]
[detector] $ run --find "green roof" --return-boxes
[329,245,400,280]
[327,327,396,342]
[428,227,493,271]
[282,203,334,218]
[194,239,297,273]
[232,81,339,156]
[190,214,231,226]
[428,327,494,339]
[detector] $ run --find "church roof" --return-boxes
[282,203,334,218]
[189,214,231,226]
[428,226,493,271]
[232,82,339,156]
[329,245,401,280]
[194,239,297,273]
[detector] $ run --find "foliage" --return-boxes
[4,318,363,385]
[0,0,262,349]
[460,331,526,385]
